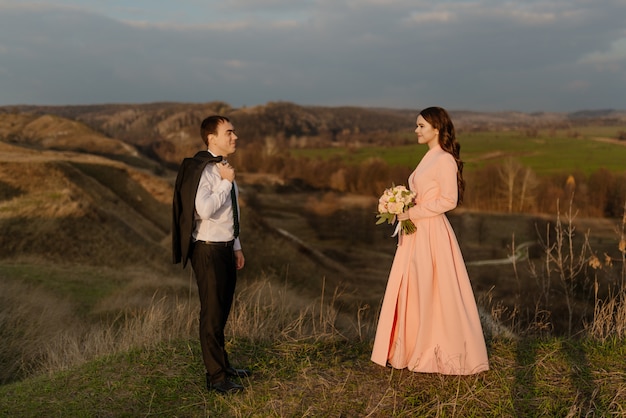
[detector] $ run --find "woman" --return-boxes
[371,107,489,375]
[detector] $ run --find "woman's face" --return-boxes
[415,115,439,148]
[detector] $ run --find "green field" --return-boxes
[290,129,626,176]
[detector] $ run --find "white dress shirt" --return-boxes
[193,156,241,251]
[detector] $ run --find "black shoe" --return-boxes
[226,367,252,378]
[208,379,244,394]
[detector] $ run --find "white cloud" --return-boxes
[403,10,456,24]
[579,37,626,72]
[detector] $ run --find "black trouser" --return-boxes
[190,241,237,383]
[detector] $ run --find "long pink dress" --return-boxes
[371,144,489,375]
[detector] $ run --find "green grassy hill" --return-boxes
[1,310,625,416]
[289,129,626,176]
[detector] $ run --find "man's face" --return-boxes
[209,121,238,157]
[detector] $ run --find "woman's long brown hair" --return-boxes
[418,106,465,204]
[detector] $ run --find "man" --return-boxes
[172,115,250,394]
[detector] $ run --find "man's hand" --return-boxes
[234,250,245,270]
[217,161,235,182]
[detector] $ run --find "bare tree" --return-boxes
[518,167,538,212]
[538,198,592,336]
[498,157,522,213]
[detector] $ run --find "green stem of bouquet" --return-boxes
[401,219,416,235]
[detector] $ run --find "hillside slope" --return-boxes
[0,141,172,267]
[1,317,624,417]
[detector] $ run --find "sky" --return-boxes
[0,0,625,112]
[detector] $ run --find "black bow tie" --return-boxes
[194,151,223,164]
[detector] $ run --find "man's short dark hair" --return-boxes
[200,115,230,146]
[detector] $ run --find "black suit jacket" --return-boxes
[172,151,222,267]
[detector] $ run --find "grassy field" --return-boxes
[1,337,623,416]
[289,128,626,176]
[2,205,625,416]
[1,282,625,417]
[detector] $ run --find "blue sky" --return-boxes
[1,0,625,112]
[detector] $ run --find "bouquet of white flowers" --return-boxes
[376,185,417,235]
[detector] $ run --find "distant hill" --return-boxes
[3,102,625,169]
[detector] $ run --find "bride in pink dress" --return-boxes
[371,107,489,375]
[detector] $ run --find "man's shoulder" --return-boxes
[180,156,202,167]
[179,152,210,169]
[186,151,222,165]
[175,158,199,178]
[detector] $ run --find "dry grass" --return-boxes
[585,203,626,341]
[0,263,354,384]
[1,246,625,416]
[0,267,190,382]
[0,279,82,382]
[2,299,625,416]
[3,212,623,415]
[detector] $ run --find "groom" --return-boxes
[172,115,250,394]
